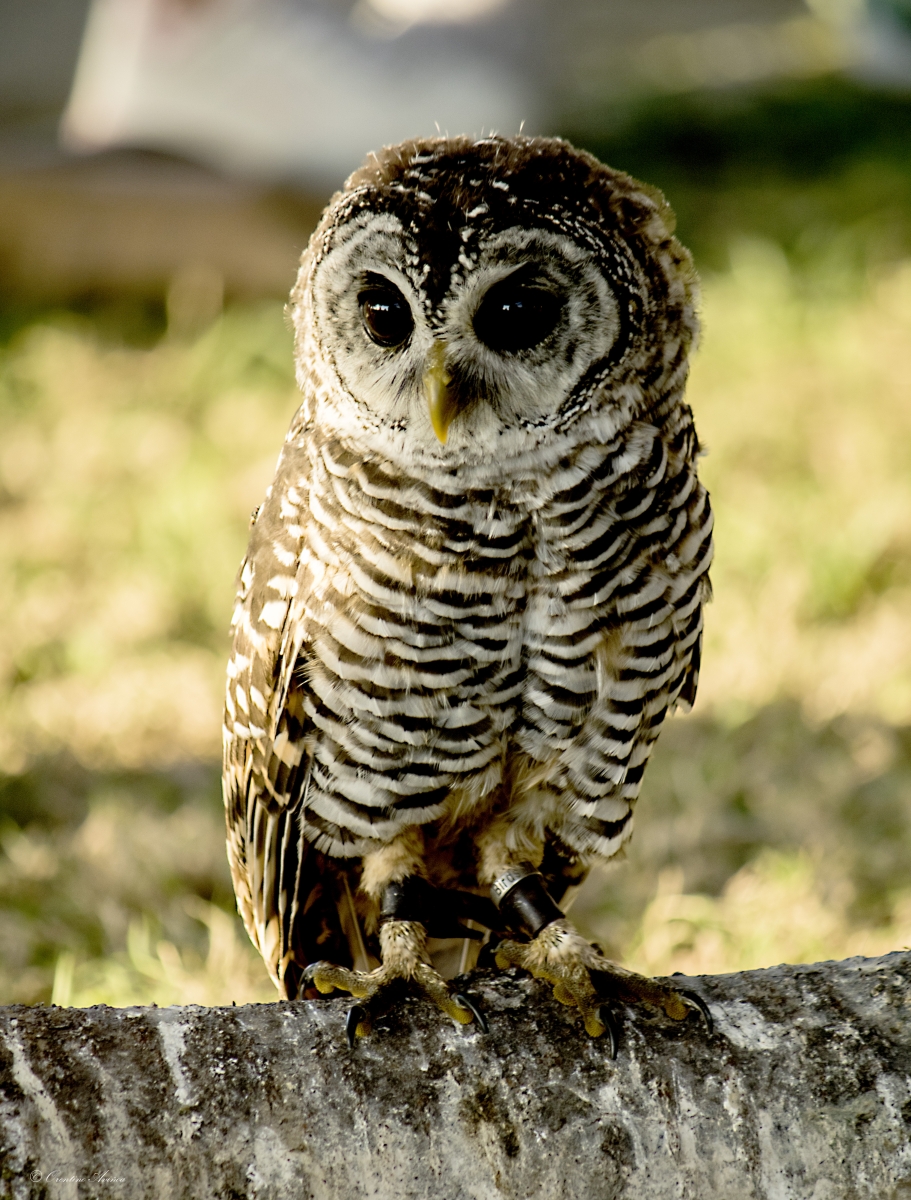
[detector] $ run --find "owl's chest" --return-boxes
[302,459,609,683]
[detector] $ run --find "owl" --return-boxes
[223,135,713,1049]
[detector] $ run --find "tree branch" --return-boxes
[2,953,910,1198]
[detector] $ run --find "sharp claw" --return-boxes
[303,960,340,996]
[303,962,319,985]
[476,937,502,970]
[679,988,713,1034]
[346,1005,367,1048]
[453,993,489,1034]
[304,960,333,988]
[597,1006,618,1059]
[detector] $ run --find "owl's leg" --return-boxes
[490,865,711,1050]
[305,877,485,1043]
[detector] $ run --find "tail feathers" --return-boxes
[277,848,355,1000]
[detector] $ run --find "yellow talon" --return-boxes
[553,982,576,1006]
[663,995,689,1021]
[584,1011,607,1038]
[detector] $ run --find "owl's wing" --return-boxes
[223,496,352,1000]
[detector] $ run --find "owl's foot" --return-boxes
[495,918,711,1052]
[305,918,485,1045]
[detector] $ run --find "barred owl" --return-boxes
[223,135,713,1048]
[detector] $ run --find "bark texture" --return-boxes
[2,953,911,1200]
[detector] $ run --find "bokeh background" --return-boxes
[1,0,911,1008]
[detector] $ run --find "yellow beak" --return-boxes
[423,341,458,444]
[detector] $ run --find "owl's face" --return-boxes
[292,137,696,468]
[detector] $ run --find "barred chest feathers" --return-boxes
[229,376,709,862]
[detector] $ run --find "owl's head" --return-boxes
[290,136,698,468]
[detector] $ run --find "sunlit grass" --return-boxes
[625,848,911,980]
[0,769,273,1005]
[0,304,297,774]
[0,237,909,1005]
[694,243,911,725]
[51,904,276,1009]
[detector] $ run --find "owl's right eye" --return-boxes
[358,284,414,348]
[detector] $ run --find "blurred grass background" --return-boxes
[2,76,911,1007]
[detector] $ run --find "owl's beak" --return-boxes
[423,341,458,444]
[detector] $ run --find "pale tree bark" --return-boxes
[1,952,911,1200]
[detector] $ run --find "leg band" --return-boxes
[379,877,501,938]
[491,863,563,938]
[379,877,431,924]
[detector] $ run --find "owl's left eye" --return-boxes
[473,278,563,354]
[358,283,414,348]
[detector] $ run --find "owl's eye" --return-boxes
[473,279,563,353]
[358,284,414,348]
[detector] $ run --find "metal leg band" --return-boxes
[491,864,563,938]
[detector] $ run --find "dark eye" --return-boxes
[358,284,414,348]
[473,279,562,353]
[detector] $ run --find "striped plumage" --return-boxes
[223,135,713,1011]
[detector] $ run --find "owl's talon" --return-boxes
[494,918,711,1043]
[476,936,504,970]
[304,960,363,997]
[453,992,488,1034]
[303,961,337,995]
[678,988,713,1034]
[597,1006,619,1060]
[346,1004,369,1048]
[306,920,480,1041]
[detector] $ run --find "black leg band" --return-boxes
[491,864,564,938]
[379,877,502,939]
[379,877,432,925]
